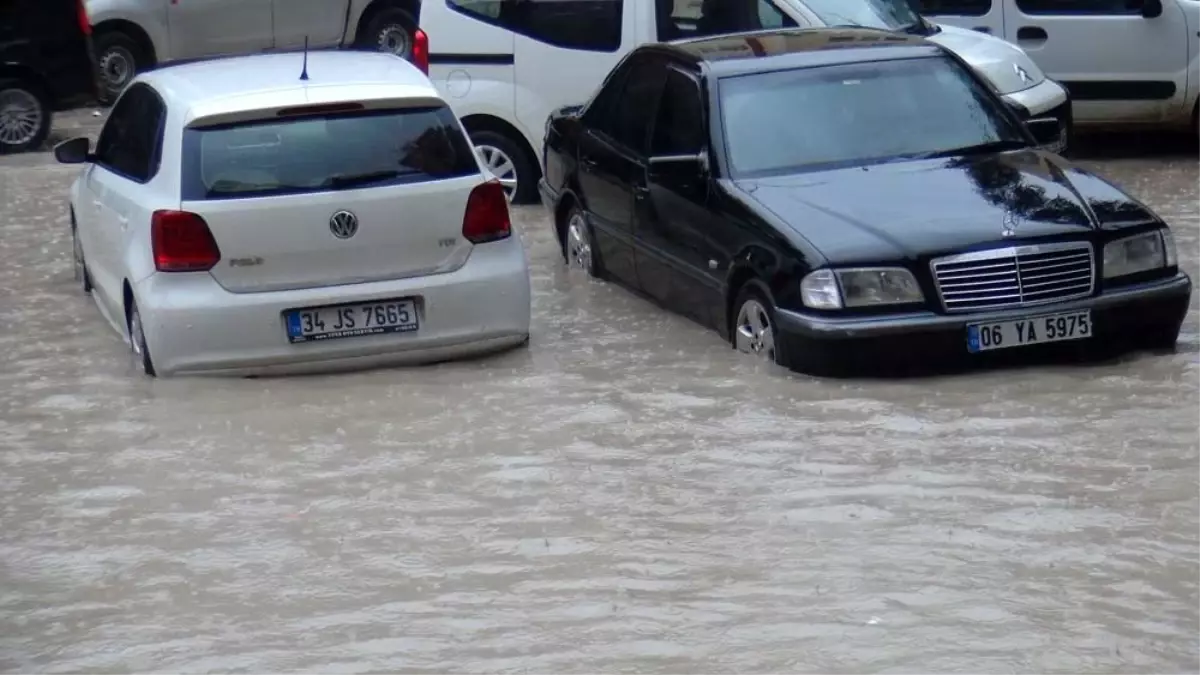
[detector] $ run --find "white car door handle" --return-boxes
[91,200,103,208]
[117,216,128,229]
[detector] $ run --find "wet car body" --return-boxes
[538,28,1192,375]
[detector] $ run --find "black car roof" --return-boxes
[645,27,945,78]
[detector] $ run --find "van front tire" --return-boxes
[469,129,539,204]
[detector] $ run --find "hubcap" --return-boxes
[130,308,145,357]
[565,212,593,273]
[735,299,776,362]
[99,48,135,95]
[377,25,412,57]
[476,144,519,201]
[0,88,42,146]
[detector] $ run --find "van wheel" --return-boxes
[470,130,538,204]
[0,78,51,154]
[359,7,417,58]
[94,30,145,102]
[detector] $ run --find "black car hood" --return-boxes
[734,150,1161,263]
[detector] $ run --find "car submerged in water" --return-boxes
[538,28,1191,376]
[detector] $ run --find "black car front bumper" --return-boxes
[773,272,1192,373]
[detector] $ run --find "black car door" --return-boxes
[576,54,668,289]
[634,65,725,329]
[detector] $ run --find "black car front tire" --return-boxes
[0,78,52,154]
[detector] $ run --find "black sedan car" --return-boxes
[537,28,1192,376]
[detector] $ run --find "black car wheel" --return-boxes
[562,202,602,278]
[126,297,157,377]
[358,7,418,59]
[731,282,789,368]
[470,129,539,204]
[72,221,92,293]
[0,79,51,154]
[94,30,145,102]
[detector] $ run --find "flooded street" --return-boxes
[1,115,1198,673]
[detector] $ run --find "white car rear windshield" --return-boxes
[181,105,478,200]
[718,56,1026,177]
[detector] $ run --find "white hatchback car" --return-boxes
[55,50,531,377]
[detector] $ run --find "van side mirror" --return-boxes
[1140,0,1163,17]
[54,137,92,164]
[1025,117,1062,148]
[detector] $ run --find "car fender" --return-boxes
[86,0,170,62]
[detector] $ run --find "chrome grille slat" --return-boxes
[931,242,1095,313]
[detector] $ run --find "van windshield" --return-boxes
[181,105,478,201]
[804,0,928,33]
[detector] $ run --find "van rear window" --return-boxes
[181,105,478,200]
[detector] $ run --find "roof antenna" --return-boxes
[300,36,310,81]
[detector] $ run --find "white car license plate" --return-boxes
[285,298,418,344]
[967,310,1091,353]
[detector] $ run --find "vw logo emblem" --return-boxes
[329,210,358,239]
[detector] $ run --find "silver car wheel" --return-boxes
[0,88,42,147]
[735,298,776,362]
[376,25,412,57]
[565,212,594,275]
[99,47,136,96]
[129,305,146,357]
[476,144,519,201]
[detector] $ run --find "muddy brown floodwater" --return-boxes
[1,116,1198,673]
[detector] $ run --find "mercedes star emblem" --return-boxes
[329,210,358,239]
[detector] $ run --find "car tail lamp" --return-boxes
[77,0,91,35]
[462,181,511,244]
[151,210,221,272]
[412,28,429,74]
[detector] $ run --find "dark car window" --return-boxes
[914,0,991,16]
[650,69,705,156]
[1013,0,1144,15]
[448,0,622,52]
[803,0,924,29]
[718,55,1025,176]
[584,55,669,154]
[94,83,165,183]
[180,105,478,201]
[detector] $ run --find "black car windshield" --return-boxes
[805,0,926,32]
[718,56,1027,177]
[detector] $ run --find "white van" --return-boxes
[916,0,1199,130]
[420,0,1070,203]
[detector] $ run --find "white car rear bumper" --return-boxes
[134,235,532,377]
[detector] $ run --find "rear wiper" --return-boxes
[327,170,403,189]
[909,139,1030,160]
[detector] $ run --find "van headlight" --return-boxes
[799,267,924,309]
[1103,229,1175,279]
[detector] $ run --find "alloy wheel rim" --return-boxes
[565,213,593,273]
[735,299,776,362]
[377,26,412,57]
[0,88,42,146]
[476,144,519,201]
[99,48,135,95]
[130,308,145,357]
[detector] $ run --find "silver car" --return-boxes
[54,50,532,377]
[85,0,422,100]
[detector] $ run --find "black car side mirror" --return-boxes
[1025,117,1061,148]
[54,136,92,164]
[1141,0,1163,18]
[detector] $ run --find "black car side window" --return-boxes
[913,0,991,17]
[582,59,633,133]
[607,57,669,155]
[94,83,165,183]
[650,68,705,156]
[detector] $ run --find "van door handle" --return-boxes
[1016,26,1048,46]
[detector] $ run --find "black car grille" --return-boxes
[930,242,1095,313]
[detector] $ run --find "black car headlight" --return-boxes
[1103,229,1176,279]
[799,267,924,310]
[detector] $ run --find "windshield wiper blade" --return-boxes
[327,169,403,189]
[910,139,1030,160]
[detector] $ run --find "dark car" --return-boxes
[0,0,100,154]
[537,28,1192,376]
